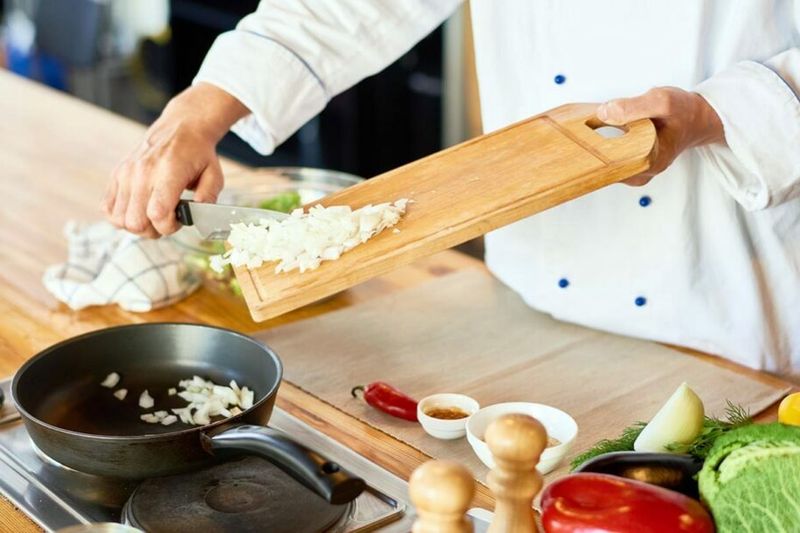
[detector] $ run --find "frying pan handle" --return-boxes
[205,425,365,505]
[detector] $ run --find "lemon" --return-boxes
[778,392,800,426]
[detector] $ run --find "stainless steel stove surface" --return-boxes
[0,378,412,532]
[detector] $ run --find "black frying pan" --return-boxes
[575,451,702,498]
[11,323,364,504]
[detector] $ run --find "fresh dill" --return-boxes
[666,400,752,459]
[569,401,752,471]
[569,422,647,470]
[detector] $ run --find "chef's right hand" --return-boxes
[102,83,249,238]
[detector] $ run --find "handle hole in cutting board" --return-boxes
[585,118,627,139]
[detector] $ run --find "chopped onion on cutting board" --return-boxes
[209,200,408,274]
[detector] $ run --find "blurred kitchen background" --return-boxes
[0,0,482,177]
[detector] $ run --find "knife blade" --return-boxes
[175,199,289,240]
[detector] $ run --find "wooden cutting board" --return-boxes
[255,270,790,484]
[237,103,656,322]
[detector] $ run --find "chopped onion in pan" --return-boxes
[193,402,211,426]
[171,407,194,425]
[113,389,128,401]
[240,387,254,410]
[168,388,177,396]
[209,200,408,274]
[100,372,120,388]
[139,390,154,409]
[129,376,255,427]
[140,410,178,425]
[171,375,256,426]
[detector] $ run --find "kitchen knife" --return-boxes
[175,199,289,241]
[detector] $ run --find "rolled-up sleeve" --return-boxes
[194,0,461,155]
[695,48,800,210]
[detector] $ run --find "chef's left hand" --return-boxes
[596,87,725,186]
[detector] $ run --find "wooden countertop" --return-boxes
[0,70,794,531]
[0,69,483,530]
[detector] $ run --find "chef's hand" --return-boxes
[596,87,724,186]
[102,83,249,237]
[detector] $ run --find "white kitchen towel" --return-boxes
[43,221,201,312]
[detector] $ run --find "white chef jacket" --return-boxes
[195,0,800,381]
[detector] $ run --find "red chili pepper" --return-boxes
[351,382,418,421]
[541,473,715,533]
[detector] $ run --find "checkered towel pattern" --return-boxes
[42,221,201,312]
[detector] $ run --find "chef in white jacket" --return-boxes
[104,1,800,382]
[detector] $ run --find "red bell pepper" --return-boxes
[351,382,418,421]
[541,473,714,533]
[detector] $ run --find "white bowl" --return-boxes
[418,394,480,440]
[465,402,578,474]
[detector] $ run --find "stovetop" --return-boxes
[0,378,412,532]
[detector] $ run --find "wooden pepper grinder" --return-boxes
[409,459,476,533]
[485,413,548,533]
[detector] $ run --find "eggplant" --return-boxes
[574,452,703,498]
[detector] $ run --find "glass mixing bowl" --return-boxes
[170,167,363,295]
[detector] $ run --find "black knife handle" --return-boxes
[175,199,194,226]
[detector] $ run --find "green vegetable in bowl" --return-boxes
[178,190,304,298]
[258,191,302,213]
[698,423,800,532]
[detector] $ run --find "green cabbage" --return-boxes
[698,423,800,532]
